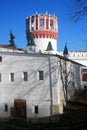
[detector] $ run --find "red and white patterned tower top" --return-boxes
[26,12,58,53]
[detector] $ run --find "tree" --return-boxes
[27,32,35,46]
[71,0,87,21]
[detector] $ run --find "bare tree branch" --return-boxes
[71,0,87,21]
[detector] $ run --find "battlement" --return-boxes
[69,51,87,57]
[58,51,87,57]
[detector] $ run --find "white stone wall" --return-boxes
[0,52,82,118]
[34,38,57,53]
[0,52,58,118]
[58,51,87,66]
[0,47,25,53]
[56,57,82,106]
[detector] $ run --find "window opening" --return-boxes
[40,19,44,26]
[82,73,87,81]
[23,72,28,81]
[0,73,1,82]
[34,105,38,114]
[39,71,44,80]
[5,104,8,112]
[10,73,14,82]
[0,56,2,62]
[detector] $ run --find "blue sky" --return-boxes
[0,0,86,51]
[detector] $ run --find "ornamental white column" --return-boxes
[49,15,50,30]
[38,15,39,30]
[44,15,46,30]
[34,16,36,30]
[54,18,55,30]
[56,17,58,32]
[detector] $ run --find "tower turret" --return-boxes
[26,12,58,53]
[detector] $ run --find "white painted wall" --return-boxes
[58,51,87,66]
[69,56,87,66]
[0,51,83,118]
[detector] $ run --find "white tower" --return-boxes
[26,13,58,53]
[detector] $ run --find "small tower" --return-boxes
[63,44,69,58]
[26,13,58,53]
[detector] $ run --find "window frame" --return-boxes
[5,104,8,112]
[38,70,44,80]
[0,73,1,82]
[34,105,39,114]
[23,72,28,81]
[82,73,87,81]
[50,20,53,26]
[0,56,2,62]
[10,73,14,82]
[40,19,44,26]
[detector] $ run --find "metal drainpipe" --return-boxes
[48,57,53,118]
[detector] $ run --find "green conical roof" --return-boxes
[46,42,53,51]
[63,44,68,55]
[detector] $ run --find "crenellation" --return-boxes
[68,51,87,57]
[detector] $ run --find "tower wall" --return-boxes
[26,13,58,53]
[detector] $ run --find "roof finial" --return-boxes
[63,42,69,58]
